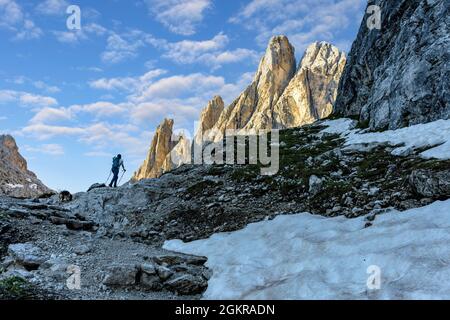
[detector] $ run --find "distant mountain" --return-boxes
[0,135,53,198]
[133,37,346,181]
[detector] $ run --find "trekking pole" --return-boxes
[105,171,112,184]
[118,170,126,185]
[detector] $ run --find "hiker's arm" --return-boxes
[122,163,126,171]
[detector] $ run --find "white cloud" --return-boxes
[21,123,85,140]
[53,23,107,44]
[0,0,43,40]
[150,33,258,69]
[230,0,366,52]
[89,69,167,92]
[30,107,73,124]
[101,31,148,63]
[25,143,65,155]
[6,77,61,93]
[0,90,58,108]
[35,0,69,16]
[131,73,226,102]
[0,0,23,27]
[32,81,61,93]
[69,101,127,117]
[14,19,43,40]
[145,0,212,35]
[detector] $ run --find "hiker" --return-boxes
[109,154,126,188]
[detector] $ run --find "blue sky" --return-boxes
[0,0,366,192]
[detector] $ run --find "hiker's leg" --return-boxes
[110,170,118,187]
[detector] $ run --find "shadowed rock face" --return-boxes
[0,135,52,198]
[334,0,450,130]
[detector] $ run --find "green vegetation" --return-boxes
[187,180,223,196]
[0,277,30,299]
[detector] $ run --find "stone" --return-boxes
[309,175,324,196]
[153,255,207,266]
[334,0,450,130]
[164,274,208,295]
[102,264,138,287]
[140,272,162,290]
[87,183,107,192]
[0,135,53,198]
[156,265,174,281]
[409,169,450,198]
[8,243,46,270]
[73,244,91,255]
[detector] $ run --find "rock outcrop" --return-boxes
[273,42,346,128]
[211,36,296,141]
[0,135,52,198]
[334,0,450,130]
[132,119,193,181]
[194,96,225,146]
[132,119,176,181]
[133,37,347,180]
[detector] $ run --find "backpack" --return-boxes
[112,156,121,169]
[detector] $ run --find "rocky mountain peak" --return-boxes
[210,35,296,140]
[194,96,225,146]
[132,118,175,181]
[300,41,346,74]
[272,41,346,128]
[0,135,27,172]
[133,37,347,180]
[0,134,53,198]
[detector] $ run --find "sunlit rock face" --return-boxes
[334,0,450,130]
[0,134,53,198]
[132,118,176,180]
[194,96,225,146]
[211,35,297,141]
[133,37,347,180]
[273,42,346,129]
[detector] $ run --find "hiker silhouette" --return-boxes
[109,154,126,188]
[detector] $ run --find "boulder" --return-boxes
[8,243,46,270]
[102,264,138,287]
[164,274,208,295]
[409,169,450,198]
[309,175,324,196]
[87,183,107,192]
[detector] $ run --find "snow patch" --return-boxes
[322,118,450,160]
[5,183,24,189]
[164,200,450,299]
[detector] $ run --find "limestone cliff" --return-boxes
[132,119,176,180]
[211,35,296,141]
[0,135,53,198]
[194,96,225,146]
[334,0,450,130]
[273,42,346,128]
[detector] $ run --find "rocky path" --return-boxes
[0,197,209,300]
